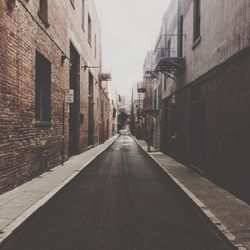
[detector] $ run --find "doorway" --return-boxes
[106,119,109,140]
[88,72,94,146]
[69,43,80,156]
[190,84,204,167]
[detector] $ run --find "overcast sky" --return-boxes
[94,0,170,97]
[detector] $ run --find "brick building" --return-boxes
[142,51,157,148]
[0,0,111,193]
[130,83,145,139]
[143,0,250,202]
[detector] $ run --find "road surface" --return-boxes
[1,136,231,250]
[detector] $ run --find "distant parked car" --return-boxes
[119,129,129,135]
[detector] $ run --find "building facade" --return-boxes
[142,51,158,148]
[0,0,111,193]
[144,0,250,202]
[131,83,145,139]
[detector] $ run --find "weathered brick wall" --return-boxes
[66,0,102,150]
[0,0,68,192]
[0,0,104,194]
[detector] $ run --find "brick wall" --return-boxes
[0,0,105,194]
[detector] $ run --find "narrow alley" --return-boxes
[0,0,250,249]
[1,136,231,250]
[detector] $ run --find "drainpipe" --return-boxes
[177,0,181,57]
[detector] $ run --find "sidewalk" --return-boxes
[0,135,118,246]
[136,139,250,250]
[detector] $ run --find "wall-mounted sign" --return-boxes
[65,89,74,103]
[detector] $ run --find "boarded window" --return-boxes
[35,51,51,122]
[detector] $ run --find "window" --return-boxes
[94,34,97,58]
[167,39,171,57]
[164,75,167,91]
[178,15,184,57]
[35,51,51,123]
[70,0,75,8]
[154,89,157,110]
[101,100,104,118]
[88,14,92,46]
[82,0,85,29]
[38,0,49,27]
[193,0,201,43]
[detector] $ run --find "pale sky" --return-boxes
[94,0,170,97]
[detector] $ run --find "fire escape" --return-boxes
[137,82,146,119]
[99,73,112,82]
[143,71,159,117]
[154,34,185,79]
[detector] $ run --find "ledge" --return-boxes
[35,121,51,128]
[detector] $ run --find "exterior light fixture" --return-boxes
[61,55,68,66]
[82,65,99,71]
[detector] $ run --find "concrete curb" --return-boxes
[0,135,119,247]
[133,137,247,250]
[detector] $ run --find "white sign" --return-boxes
[65,89,74,103]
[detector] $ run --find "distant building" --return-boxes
[130,82,146,139]
[142,51,158,147]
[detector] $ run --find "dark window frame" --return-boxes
[88,14,92,46]
[38,0,49,27]
[167,38,171,57]
[164,75,167,91]
[193,0,201,48]
[178,15,184,57]
[35,51,52,126]
[82,0,85,30]
[94,34,97,58]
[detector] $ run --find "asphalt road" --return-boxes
[1,136,231,250]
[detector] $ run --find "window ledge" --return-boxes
[192,36,201,50]
[38,11,50,28]
[35,120,51,128]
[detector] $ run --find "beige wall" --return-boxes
[160,0,250,95]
